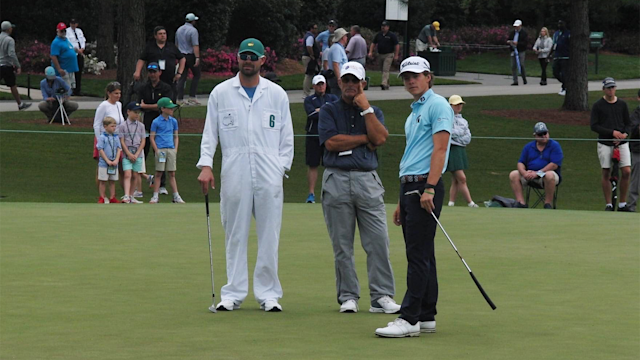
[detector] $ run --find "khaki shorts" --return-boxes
[597,142,631,168]
[155,148,177,172]
[98,166,119,181]
[520,171,559,187]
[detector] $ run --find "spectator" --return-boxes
[316,19,337,54]
[93,82,124,162]
[532,27,552,86]
[197,38,294,313]
[507,19,528,86]
[50,22,79,89]
[328,28,349,97]
[318,61,401,315]
[96,117,122,204]
[118,102,146,204]
[134,26,185,101]
[303,74,338,203]
[149,97,184,204]
[626,89,640,212]
[301,23,319,97]
[552,20,570,96]
[345,25,367,66]
[446,95,478,208]
[591,77,632,211]
[508,122,563,209]
[66,18,86,95]
[0,21,31,110]
[38,66,78,121]
[176,13,202,106]
[416,21,441,52]
[368,20,400,90]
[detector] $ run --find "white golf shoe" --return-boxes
[261,299,282,312]
[375,318,420,338]
[420,320,436,333]
[216,299,240,311]
[340,299,358,313]
[369,296,401,314]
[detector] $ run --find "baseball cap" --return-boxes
[264,72,281,82]
[1,21,15,31]
[126,102,142,111]
[147,62,160,71]
[398,56,431,76]
[45,66,56,80]
[239,38,265,57]
[381,20,390,26]
[332,28,348,42]
[70,18,78,23]
[432,21,440,31]
[57,22,67,31]
[312,75,326,85]
[340,62,365,81]
[448,95,465,105]
[185,13,199,21]
[534,122,548,134]
[328,20,337,26]
[602,77,617,88]
[513,20,523,27]
[157,97,178,109]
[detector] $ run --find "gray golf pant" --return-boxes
[321,168,395,305]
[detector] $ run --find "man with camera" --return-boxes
[38,66,78,122]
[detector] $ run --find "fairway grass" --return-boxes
[1,203,638,359]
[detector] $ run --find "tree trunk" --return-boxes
[116,0,145,110]
[562,0,589,111]
[95,0,116,68]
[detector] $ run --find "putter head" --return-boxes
[208,303,217,313]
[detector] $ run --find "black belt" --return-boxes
[400,174,429,184]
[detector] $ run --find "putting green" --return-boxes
[1,203,638,359]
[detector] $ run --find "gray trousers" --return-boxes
[511,51,527,83]
[321,168,395,304]
[628,151,640,211]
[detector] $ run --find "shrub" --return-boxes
[199,46,278,76]
[602,31,640,55]
[16,40,51,74]
[83,54,107,75]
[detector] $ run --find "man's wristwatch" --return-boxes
[424,183,436,191]
[360,107,374,116]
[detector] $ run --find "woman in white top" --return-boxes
[93,82,124,198]
[446,95,478,207]
[532,27,553,86]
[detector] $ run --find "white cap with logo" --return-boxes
[398,56,431,76]
[340,62,365,80]
[513,19,522,27]
[312,75,326,85]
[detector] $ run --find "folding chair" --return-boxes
[49,92,71,126]
[525,178,561,209]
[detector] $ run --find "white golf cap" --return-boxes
[448,94,465,105]
[398,56,431,76]
[185,13,199,21]
[513,19,522,26]
[312,75,326,85]
[1,21,15,31]
[340,61,365,80]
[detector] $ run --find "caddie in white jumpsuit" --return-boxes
[197,38,294,312]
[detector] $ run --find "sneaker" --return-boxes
[122,195,131,203]
[543,203,553,209]
[109,197,121,204]
[448,201,455,207]
[511,82,518,86]
[173,195,186,204]
[516,202,528,208]
[523,79,527,85]
[188,98,201,106]
[147,175,155,188]
[306,193,315,203]
[216,299,241,311]
[98,197,106,204]
[419,320,436,333]
[133,191,143,198]
[604,205,614,211]
[370,296,401,314]
[468,202,479,208]
[340,299,359,313]
[618,205,633,212]
[261,299,283,312]
[149,196,159,204]
[375,318,420,338]
[130,197,142,204]
[159,187,169,195]
[176,100,186,106]
[18,102,32,111]
[104,198,110,204]
[558,89,566,96]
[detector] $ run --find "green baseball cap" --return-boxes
[238,38,265,57]
[157,97,178,109]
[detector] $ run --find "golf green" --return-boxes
[1,203,638,359]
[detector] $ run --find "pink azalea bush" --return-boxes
[199,46,278,76]
[17,40,51,74]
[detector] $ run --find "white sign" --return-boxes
[386,0,409,21]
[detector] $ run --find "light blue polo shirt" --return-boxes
[399,89,453,177]
[316,30,330,51]
[150,115,179,149]
[329,43,348,69]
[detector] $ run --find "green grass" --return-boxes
[1,203,638,359]
[0,91,30,100]
[457,52,640,80]
[1,89,638,210]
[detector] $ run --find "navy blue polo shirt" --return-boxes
[518,139,563,177]
[318,99,385,171]
[304,92,339,134]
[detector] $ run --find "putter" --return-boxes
[205,194,217,313]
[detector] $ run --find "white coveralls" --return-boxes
[197,74,294,305]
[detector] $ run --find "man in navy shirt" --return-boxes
[509,122,564,208]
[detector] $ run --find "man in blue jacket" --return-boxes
[38,66,78,122]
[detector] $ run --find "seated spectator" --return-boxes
[38,66,78,122]
[509,122,563,209]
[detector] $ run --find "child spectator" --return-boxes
[149,97,184,204]
[446,95,478,207]
[97,117,122,203]
[118,102,146,204]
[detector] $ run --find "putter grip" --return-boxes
[470,271,497,310]
[205,194,210,215]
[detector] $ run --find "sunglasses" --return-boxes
[239,53,260,61]
[341,76,360,84]
[536,131,548,136]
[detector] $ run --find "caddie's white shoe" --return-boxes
[340,299,358,313]
[375,318,420,338]
[216,299,240,311]
[420,320,436,333]
[369,295,401,314]
[261,299,282,312]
